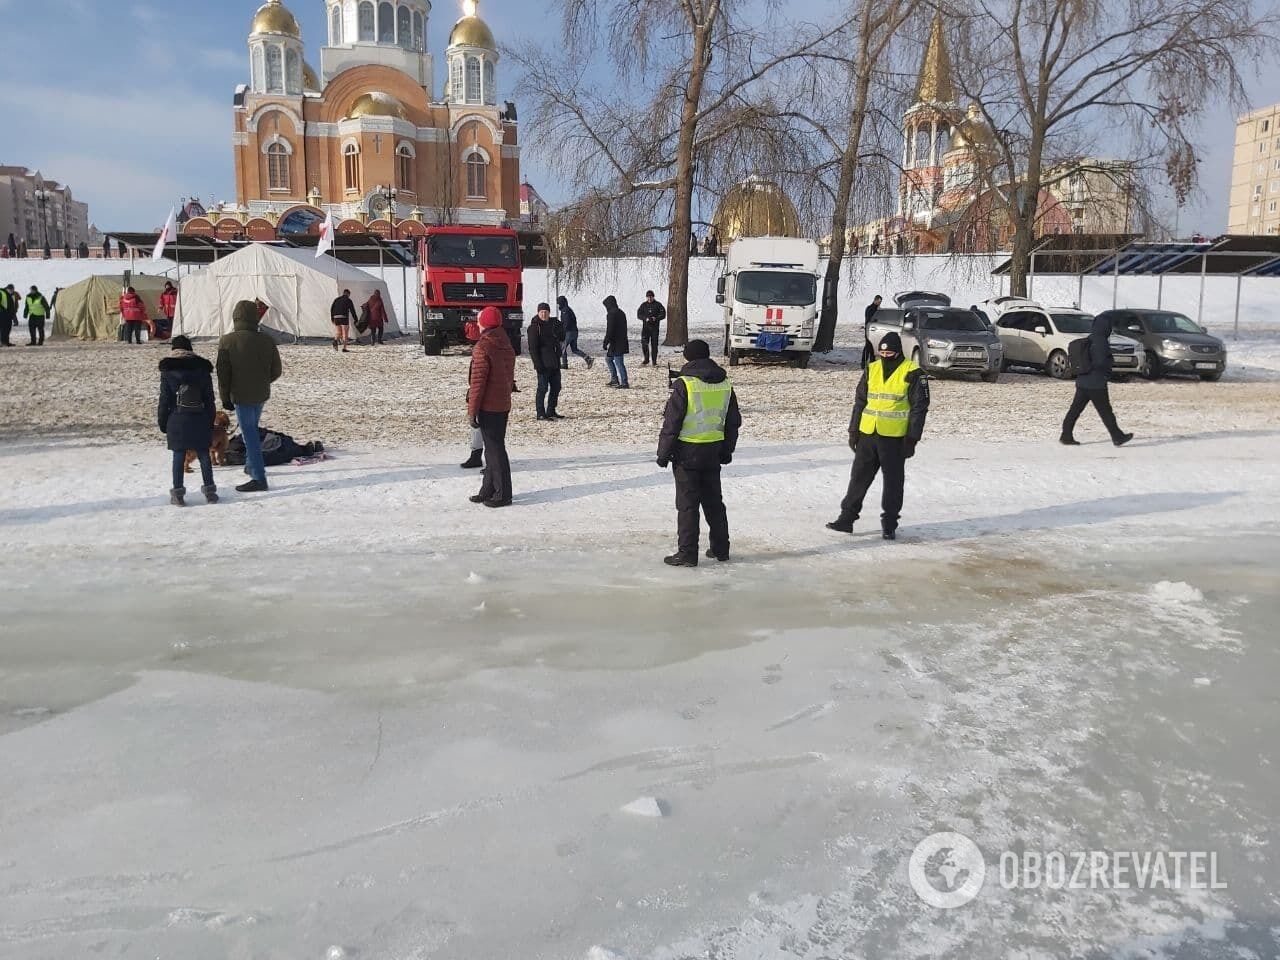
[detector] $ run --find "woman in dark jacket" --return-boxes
[158,336,219,505]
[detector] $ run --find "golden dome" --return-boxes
[711,176,801,244]
[948,103,995,151]
[449,0,497,49]
[302,61,319,92]
[347,92,408,120]
[251,0,300,38]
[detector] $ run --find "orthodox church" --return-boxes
[847,14,1134,255]
[193,0,521,240]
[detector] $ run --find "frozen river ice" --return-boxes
[2,437,1279,959]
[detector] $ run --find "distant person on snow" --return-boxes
[862,294,883,367]
[557,295,593,369]
[158,336,218,507]
[119,286,150,344]
[527,301,565,421]
[827,331,930,541]
[656,339,741,567]
[467,306,516,508]
[364,289,388,345]
[24,286,50,346]
[637,290,666,366]
[160,281,178,323]
[217,299,282,494]
[602,295,630,388]
[0,285,15,346]
[461,317,486,470]
[330,288,358,352]
[1060,314,1134,447]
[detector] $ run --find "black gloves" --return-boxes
[470,415,481,430]
[905,438,918,459]
[848,432,859,452]
[720,452,733,466]
[656,457,670,469]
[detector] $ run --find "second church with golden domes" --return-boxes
[231,0,520,233]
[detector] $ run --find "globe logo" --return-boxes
[908,832,986,908]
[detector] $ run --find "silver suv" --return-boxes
[867,292,1003,381]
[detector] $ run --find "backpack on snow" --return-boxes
[1068,337,1092,377]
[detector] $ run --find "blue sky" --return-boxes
[2,0,1273,233]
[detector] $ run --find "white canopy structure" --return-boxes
[174,244,400,340]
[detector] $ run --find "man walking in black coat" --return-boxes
[1061,315,1134,446]
[657,339,742,567]
[527,302,565,421]
[602,295,630,388]
[827,332,929,540]
[638,290,666,365]
[329,289,357,352]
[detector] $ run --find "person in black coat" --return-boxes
[862,295,883,367]
[158,336,219,506]
[827,332,930,540]
[557,295,593,369]
[601,295,629,388]
[1061,314,1133,447]
[329,289,357,352]
[527,302,565,420]
[657,339,742,566]
[637,291,666,365]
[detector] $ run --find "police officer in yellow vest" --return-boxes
[657,339,742,567]
[24,286,51,347]
[827,332,929,540]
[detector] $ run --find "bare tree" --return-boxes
[509,2,850,345]
[950,0,1277,296]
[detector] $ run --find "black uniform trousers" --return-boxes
[674,461,729,558]
[839,432,907,532]
[641,324,660,364]
[1062,386,1122,441]
[0,314,12,345]
[28,318,46,345]
[476,410,513,503]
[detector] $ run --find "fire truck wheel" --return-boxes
[728,349,740,367]
[423,334,444,356]
[791,351,811,369]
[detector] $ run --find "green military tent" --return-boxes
[51,274,172,341]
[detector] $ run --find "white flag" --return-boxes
[315,212,334,259]
[152,207,178,262]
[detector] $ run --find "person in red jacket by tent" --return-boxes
[364,289,388,345]
[119,286,151,344]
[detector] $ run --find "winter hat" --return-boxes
[878,332,903,355]
[478,306,503,329]
[537,302,551,313]
[556,295,568,307]
[684,339,711,361]
[170,335,194,352]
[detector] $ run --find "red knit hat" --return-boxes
[478,306,503,329]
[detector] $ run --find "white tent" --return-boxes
[174,244,401,340]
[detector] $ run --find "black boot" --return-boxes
[1059,435,1081,446]
[664,553,698,567]
[461,449,483,469]
[169,488,185,507]
[826,518,854,533]
[882,527,897,541]
[202,485,219,504]
[1113,432,1134,447]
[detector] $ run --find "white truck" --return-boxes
[716,237,820,368]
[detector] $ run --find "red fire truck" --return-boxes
[419,226,524,355]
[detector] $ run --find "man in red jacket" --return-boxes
[119,286,150,344]
[467,306,516,507]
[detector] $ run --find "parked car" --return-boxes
[862,292,949,365]
[1094,309,1227,381]
[867,297,1003,381]
[978,298,1141,379]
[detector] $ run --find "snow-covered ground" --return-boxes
[2,425,1280,958]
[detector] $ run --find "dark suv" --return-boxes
[1094,309,1227,381]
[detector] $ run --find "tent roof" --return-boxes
[193,242,388,284]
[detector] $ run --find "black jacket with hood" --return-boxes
[527,315,565,371]
[556,296,578,334]
[1076,314,1115,390]
[849,354,930,441]
[657,358,742,469]
[602,296,629,356]
[158,352,217,452]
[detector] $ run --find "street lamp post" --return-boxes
[375,185,399,240]
[34,185,52,259]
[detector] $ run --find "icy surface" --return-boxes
[1,435,1279,959]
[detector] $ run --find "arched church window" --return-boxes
[483,61,495,105]
[266,142,291,191]
[396,142,415,192]
[330,5,342,44]
[285,48,302,95]
[344,142,362,191]
[358,2,375,41]
[465,56,481,104]
[378,2,395,43]
[398,6,412,48]
[251,45,265,92]
[465,150,488,200]
[266,46,284,94]
[450,58,464,102]
[413,11,424,50]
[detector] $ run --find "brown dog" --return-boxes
[185,411,231,472]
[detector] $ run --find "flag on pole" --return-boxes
[316,212,334,259]
[152,207,178,262]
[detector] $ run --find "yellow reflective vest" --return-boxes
[678,376,733,443]
[859,358,918,438]
[25,294,49,319]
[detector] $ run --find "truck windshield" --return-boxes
[427,235,518,268]
[917,309,987,332]
[736,271,816,306]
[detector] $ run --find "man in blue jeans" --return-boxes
[216,300,282,493]
[602,295,630,388]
